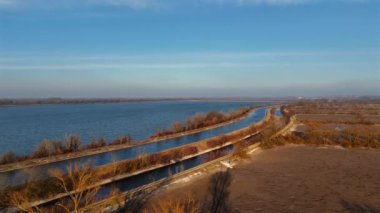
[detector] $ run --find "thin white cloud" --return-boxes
[0,0,17,6]
[0,62,272,70]
[0,0,165,10]
[207,0,310,6]
[88,0,159,9]
[0,0,374,10]
[0,50,378,61]
[207,0,375,6]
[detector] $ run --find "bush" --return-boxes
[34,140,63,158]
[109,135,133,146]
[153,107,251,137]
[159,153,173,164]
[64,135,81,152]
[206,135,228,149]
[180,146,198,156]
[85,137,107,149]
[0,151,17,165]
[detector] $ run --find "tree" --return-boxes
[34,140,63,157]
[6,168,44,213]
[64,135,81,152]
[203,170,233,213]
[49,163,100,213]
[7,190,41,213]
[0,150,17,165]
[172,121,183,133]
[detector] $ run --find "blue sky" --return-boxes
[0,0,379,98]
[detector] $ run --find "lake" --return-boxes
[0,101,264,155]
[0,102,269,187]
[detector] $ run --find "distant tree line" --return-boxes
[0,98,198,106]
[153,107,252,137]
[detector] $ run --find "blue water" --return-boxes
[41,145,234,208]
[0,102,269,187]
[275,108,282,117]
[73,108,267,166]
[99,145,234,198]
[0,107,268,187]
[0,101,260,155]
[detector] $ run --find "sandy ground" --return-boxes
[149,145,380,212]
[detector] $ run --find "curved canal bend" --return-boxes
[0,107,269,187]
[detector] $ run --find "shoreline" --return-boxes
[0,106,268,173]
[17,108,275,210]
[0,98,282,107]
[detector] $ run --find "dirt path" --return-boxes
[150,145,380,212]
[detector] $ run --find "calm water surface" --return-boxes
[0,101,261,155]
[0,106,269,187]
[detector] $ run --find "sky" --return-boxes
[0,0,379,98]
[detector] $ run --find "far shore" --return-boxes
[0,98,286,106]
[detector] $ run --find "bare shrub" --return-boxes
[7,189,41,213]
[49,163,100,213]
[153,107,251,137]
[0,151,17,165]
[206,135,229,149]
[85,137,107,149]
[110,135,133,146]
[148,194,200,213]
[180,146,198,157]
[34,140,63,158]
[64,135,81,152]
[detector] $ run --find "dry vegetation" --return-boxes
[289,99,380,115]
[261,99,380,149]
[146,170,233,213]
[152,107,251,137]
[0,135,133,166]
[152,145,380,213]
[4,163,120,213]
[261,123,380,149]
[0,147,231,212]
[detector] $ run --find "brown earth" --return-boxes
[295,114,380,124]
[149,145,380,212]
